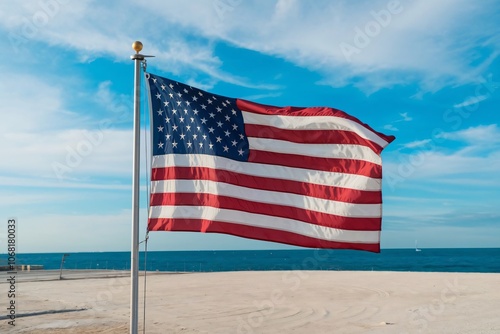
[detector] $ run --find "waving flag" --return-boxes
[146,72,394,252]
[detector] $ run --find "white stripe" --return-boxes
[149,206,380,244]
[242,111,390,148]
[151,179,381,218]
[248,138,381,165]
[152,154,381,191]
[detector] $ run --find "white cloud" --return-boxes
[0,68,138,188]
[6,210,138,253]
[384,124,500,193]
[1,0,498,92]
[437,124,500,144]
[384,112,413,133]
[454,94,489,108]
[402,139,431,149]
[399,112,412,121]
[0,176,132,190]
[385,143,500,183]
[94,81,131,121]
[384,124,399,131]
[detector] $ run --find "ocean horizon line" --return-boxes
[2,246,499,255]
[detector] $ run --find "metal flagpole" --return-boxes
[130,40,144,334]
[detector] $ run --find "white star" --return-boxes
[186,125,191,131]
[180,133,186,140]
[177,92,182,98]
[156,93,161,99]
[196,126,201,131]
[185,101,190,106]
[183,88,188,93]
[223,145,229,152]
[157,126,164,132]
[165,117,171,123]
[238,149,244,156]
[216,136,222,143]
[202,134,207,140]
[172,141,178,148]
[157,109,163,115]
[190,118,195,123]
[193,109,199,115]
[231,140,237,146]
[222,102,226,107]
[208,127,215,133]
[193,134,198,140]
[184,109,189,114]
[209,143,214,149]
[207,99,212,104]
[217,121,223,128]
[209,112,215,118]
[201,117,207,124]
[176,101,182,106]
[161,84,166,90]
[226,100,231,105]
[239,134,244,139]
[172,125,178,131]
[231,109,237,115]
[179,117,185,123]
[158,142,164,148]
[201,104,207,110]
[224,130,231,137]
[163,101,169,107]
[169,83,174,89]
[192,96,198,101]
[187,141,192,148]
[199,142,203,148]
[198,91,203,96]
[169,93,174,98]
[152,78,157,83]
[166,134,171,140]
[216,107,222,112]
[232,124,238,130]
[225,115,231,121]
[172,109,177,114]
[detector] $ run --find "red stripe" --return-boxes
[248,150,382,178]
[152,167,381,204]
[245,124,383,154]
[148,218,380,252]
[149,193,381,231]
[236,99,395,145]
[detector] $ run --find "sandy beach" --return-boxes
[1,270,499,333]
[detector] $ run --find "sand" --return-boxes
[1,270,499,333]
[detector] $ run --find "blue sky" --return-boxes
[0,0,499,253]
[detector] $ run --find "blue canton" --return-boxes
[147,73,249,161]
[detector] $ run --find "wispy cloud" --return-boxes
[384,124,399,131]
[436,124,500,144]
[402,139,431,149]
[384,112,412,131]
[453,94,489,108]
[2,1,498,93]
[242,92,283,101]
[399,112,413,122]
[385,140,500,182]
[0,69,136,186]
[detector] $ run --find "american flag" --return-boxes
[146,72,394,252]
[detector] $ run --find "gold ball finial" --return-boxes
[132,41,143,53]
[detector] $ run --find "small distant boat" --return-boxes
[415,240,421,252]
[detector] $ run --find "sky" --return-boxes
[0,0,499,253]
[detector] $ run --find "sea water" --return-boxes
[5,248,500,273]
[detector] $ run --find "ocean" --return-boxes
[6,248,500,273]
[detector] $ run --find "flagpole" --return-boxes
[130,41,144,334]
